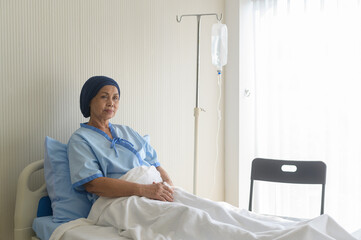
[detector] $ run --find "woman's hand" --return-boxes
[141,182,174,202]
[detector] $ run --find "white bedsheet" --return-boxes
[50,166,357,240]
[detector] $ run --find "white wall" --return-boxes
[0,0,225,239]
[224,0,240,207]
[224,0,255,209]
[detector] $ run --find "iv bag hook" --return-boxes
[176,13,222,23]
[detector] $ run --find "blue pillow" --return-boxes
[44,136,92,223]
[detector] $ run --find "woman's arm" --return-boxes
[84,177,174,202]
[156,166,174,186]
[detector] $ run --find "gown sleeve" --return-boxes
[141,134,160,167]
[67,135,104,191]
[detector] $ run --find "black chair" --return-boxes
[248,158,326,216]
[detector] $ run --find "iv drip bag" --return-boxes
[211,22,228,72]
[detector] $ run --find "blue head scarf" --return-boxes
[80,76,120,118]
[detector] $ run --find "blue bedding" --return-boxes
[32,216,62,240]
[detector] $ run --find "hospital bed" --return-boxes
[15,159,361,240]
[14,159,125,240]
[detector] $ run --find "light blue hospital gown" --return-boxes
[68,123,160,203]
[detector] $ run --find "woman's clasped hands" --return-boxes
[143,182,174,202]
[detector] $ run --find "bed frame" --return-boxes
[14,159,47,240]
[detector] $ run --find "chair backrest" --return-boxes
[248,158,326,216]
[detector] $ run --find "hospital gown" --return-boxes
[68,122,160,203]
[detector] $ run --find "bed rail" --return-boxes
[14,159,47,240]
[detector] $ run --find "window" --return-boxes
[245,0,361,232]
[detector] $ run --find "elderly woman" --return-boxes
[68,76,174,204]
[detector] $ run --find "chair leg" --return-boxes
[321,185,325,215]
[249,181,254,211]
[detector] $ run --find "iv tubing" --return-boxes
[213,72,222,194]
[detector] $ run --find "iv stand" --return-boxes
[176,13,222,195]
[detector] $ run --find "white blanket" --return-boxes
[50,166,356,240]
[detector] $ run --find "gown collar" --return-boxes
[80,122,135,158]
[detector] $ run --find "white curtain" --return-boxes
[248,0,361,232]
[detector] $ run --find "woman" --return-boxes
[68,76,174,204]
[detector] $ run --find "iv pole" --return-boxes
[176,13,222,195]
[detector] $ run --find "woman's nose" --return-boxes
[107,99,114,106]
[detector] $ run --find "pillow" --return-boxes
[44,136,92,223]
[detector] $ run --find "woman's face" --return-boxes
[89,85,119,121]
